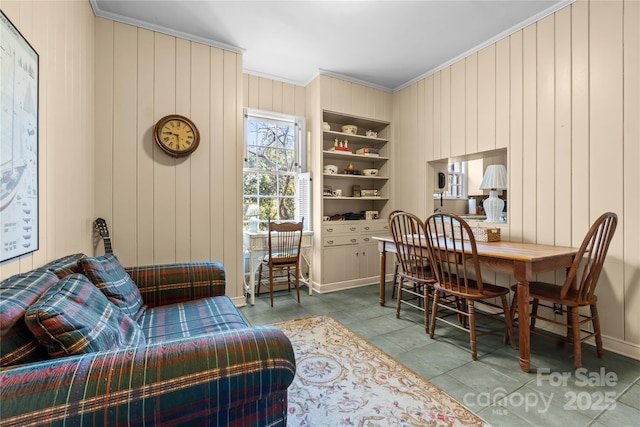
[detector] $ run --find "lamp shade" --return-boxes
[479,165,508,190]
[246,204,260,217]
[246,204,260,232]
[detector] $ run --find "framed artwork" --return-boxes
[1,11,39,262]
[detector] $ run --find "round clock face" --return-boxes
[154,114,200,157]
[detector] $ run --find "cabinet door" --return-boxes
[323,245,359,284]
[359,238,381,279]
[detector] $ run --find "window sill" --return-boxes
[433,195,468,200]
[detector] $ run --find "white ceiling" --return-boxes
[91,0,571,92]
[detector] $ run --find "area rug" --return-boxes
[274,316,487,427]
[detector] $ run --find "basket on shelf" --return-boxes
[453,225,501,242]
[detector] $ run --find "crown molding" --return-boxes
[244,69,394,93]
[318,70,393,93]
[90,0,574,93]
[243,68,309,88]
[394,0,575,92]
[89,0,244,55]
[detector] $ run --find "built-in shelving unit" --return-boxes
[322,111,391,216]
[319,110,392,291]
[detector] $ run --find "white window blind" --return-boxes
[295,172,312,230]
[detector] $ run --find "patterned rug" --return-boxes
[274,316,487,427]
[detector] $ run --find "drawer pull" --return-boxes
[363,237,370,242]
[327,228,333,232]
[327,240,334,244]
[350,238,357,243]
[363,226,370,230]
[350,227,356,231]
[384,225,389,229]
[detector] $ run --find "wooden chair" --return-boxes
[511,212,618,368]
[389,211,435,332]
[425,213,515,360]
[388,210,404,299]
[257,219,304,307]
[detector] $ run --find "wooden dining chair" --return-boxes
[388,210,404,299]
[425,213,515,360]
[511,212,618,368]
[389,211,435,332]
[257,219,304,307]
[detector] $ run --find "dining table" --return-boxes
[372,234,580,373]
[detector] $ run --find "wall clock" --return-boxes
[153,114,200,158]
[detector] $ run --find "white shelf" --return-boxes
[323,196,388,201]
[322,150,389,161]
[323,173,388,180]
[323,130,388,145]
[323,110,389,132]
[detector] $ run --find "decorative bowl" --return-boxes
[341,125,358,135]
[323,164,338,174]
[362,168,378,176]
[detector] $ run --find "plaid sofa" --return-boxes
[0,254,296,427]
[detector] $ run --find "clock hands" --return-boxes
[170,131,192,149]
[161,130,182,149]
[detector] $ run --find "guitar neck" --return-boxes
[103,237,113,254]
[94,218,113,254]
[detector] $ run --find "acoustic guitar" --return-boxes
[94,218,113,254]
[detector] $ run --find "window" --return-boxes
[243,109,309,231]
[446,161,467,198]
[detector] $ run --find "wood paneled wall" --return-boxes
[317,75,393,123]
[392,0,639,357]
[94,19,245,301]
[0,0,95,280]
[243,74,306,117]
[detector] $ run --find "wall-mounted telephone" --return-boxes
[436,172,446,209]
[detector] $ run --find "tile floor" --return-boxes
[239,283,640,427]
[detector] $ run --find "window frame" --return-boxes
[242,108,308,230]
[446,161,467,199]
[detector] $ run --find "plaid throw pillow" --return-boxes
[24,274,145,358]
[45,253,86,278]
[79,254,144,318]
[0,269,57,366]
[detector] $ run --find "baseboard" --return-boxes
[601,335,640,361]
[231,295,247,307]
[526,319,640,361]
[310,274,394,294]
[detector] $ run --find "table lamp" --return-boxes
[246,204,260,232]
[479,165,507,223]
